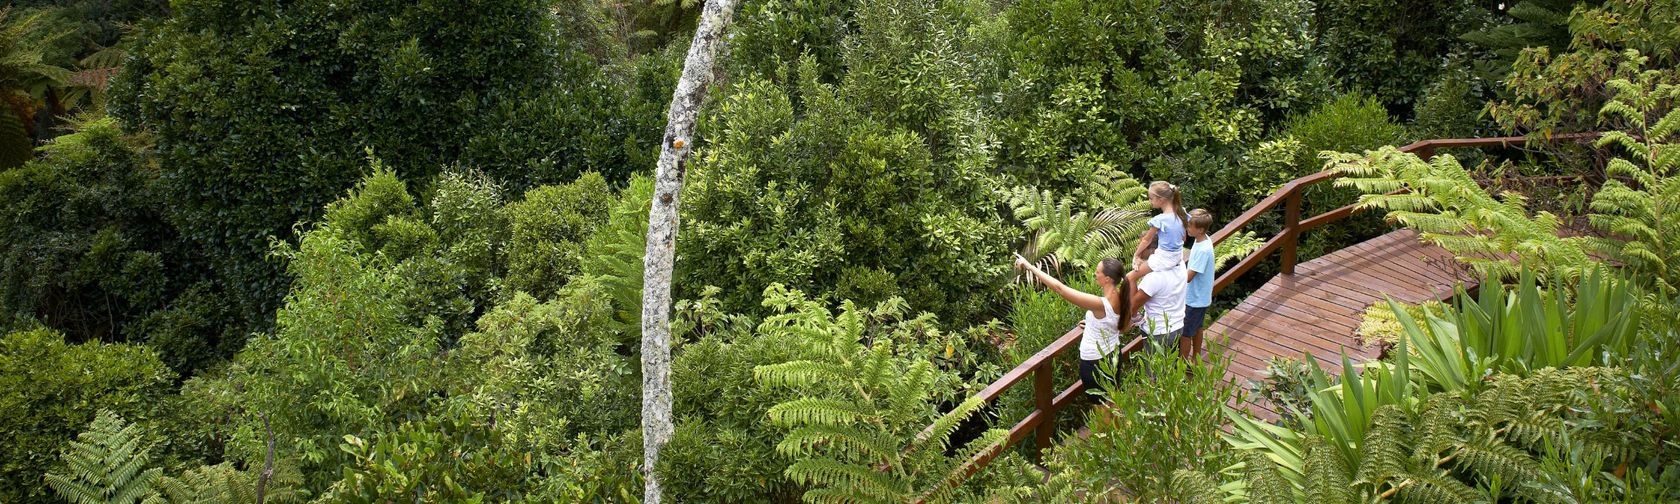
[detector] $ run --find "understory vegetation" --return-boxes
[2,0,1677,502]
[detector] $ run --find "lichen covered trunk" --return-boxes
[639,0,739,502]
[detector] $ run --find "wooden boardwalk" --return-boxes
[1209,228,1475,420]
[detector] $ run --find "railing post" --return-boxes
[1281,187,1303,275]
[1032,361,1054,455]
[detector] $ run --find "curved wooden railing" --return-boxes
[914,133,1603,499]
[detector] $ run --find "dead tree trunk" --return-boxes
[639,0,739,502]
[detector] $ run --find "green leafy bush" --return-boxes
[106,0,646,333]
[1310,0,1493,116]
[183,166,651,494]
[0,329,170,503]
[681,62,1010,323]
[321,404,531,503]
[1273,93,1407,260]
[503,172,612,300]
[1058,340,1240,501]
[1487,0,1680,136]
[0,118,225,370]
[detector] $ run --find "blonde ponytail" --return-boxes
[1148,181,1188,224]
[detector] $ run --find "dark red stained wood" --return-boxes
[1209,229,1468,420]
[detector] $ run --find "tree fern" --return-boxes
[1009,185,1148,278]
[1332,147,1596,284]
[1587,68,1680,299]
[46,411,161,504]
[1333,58,1680,305]
[145,462,306,504]
[579,174,655,336]
[752,285,1008,503]
[1171,469,1226,504]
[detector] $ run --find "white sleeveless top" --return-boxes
[1080,297,1121,360]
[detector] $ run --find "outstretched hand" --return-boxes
[1013,253,1032,271]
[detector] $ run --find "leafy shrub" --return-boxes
[503,172,612,300]
[1273,93,1407,260]
[726,0,854,91]
[106,0,644,333]
[192,167,648,493]
[0,329,170,503]
[1058,339,1240,501]
[681,65,1010,323]
[993,0,1325,191]
[1309,0,1493,116]
[321,404,532,503]
[450,285,639,446]
[1246,356,1320,430]
[0,118,220,365]
[1410,62,1497,139]
[1487,0,1680,136]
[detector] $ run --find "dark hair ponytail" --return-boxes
[1098,258,1127,317]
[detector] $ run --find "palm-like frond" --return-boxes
[45,411,161,504]
[1009,178,1151,282]
[753,287,1020,503]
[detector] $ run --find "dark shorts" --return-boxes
[1079,353,1120,404]
[1182,305,1209,340]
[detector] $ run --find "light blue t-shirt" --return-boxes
[1149,213,1185,252]
[1186,238,1215,308]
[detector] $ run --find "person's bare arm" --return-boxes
[1133,227,1159,263]
[1015,254,1107,316]
[1120,284,1151,333]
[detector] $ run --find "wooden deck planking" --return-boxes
[1209,229,1473,421]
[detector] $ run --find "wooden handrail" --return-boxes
[913,133,1602,500]
[1207,133,1601,298]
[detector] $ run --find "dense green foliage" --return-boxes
[680,0,1013,321]
[104,0,666,334]
[0,330,171,502]
[3,0,1680,501]
[1059,342,1242,501]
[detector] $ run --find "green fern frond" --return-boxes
[756,360,856,388]
[1302,436,1352,504]
[766,397,874,427]
[785,458,905,501]
[1171,469,1226,504]
[45,411,161,504]
[1244,452,1296,504]
[779,424,902,461]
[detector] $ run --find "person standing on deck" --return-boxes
[1180,209,1216,360]
[1013,254,1131,404]
[1123,254,1187,352]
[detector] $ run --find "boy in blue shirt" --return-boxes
[1181,209,1216,359]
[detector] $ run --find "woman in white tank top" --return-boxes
[1013,254,1132,403]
